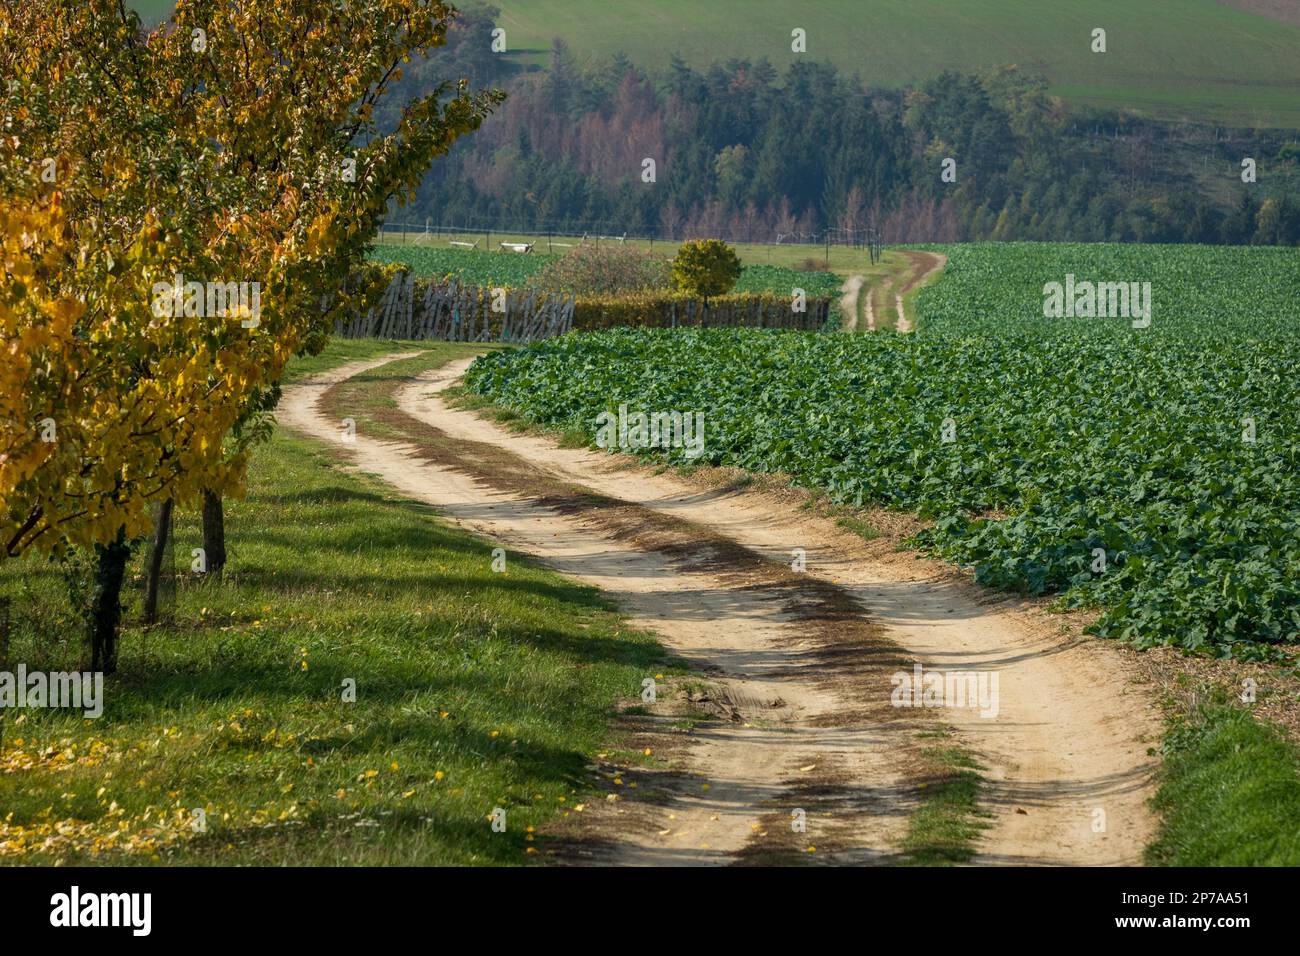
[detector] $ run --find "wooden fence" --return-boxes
[337,272,832,343]
[335,274,576,343]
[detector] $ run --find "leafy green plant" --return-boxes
[369,245,554,286]
[465,242,1300,658]
[733,264,840,299]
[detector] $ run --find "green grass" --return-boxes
[283,338,431,383]
[861,252,919,331]
[129,0,175,26]
[131,0,1300,126]
[0,340,675,865]
[897,741,989,866]
[489,0,1300,127]
[373,235,893,280]
[1147,693,1300,866]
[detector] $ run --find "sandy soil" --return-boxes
[839,275,865,332]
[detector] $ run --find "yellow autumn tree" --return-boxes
[671,239,742,305]
[0,0,501,669]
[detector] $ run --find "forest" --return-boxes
[380,2,1300,245]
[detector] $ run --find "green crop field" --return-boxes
[464,242,1300,659]
[370,245,555,287]
[492,0,1300,127]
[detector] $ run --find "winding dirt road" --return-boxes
[281,352,1158,866]
[840,249,947,333]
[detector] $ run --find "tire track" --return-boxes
[281,354,928,866]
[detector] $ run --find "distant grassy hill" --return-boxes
[131,0,174,24]
[490,0,1300,128]
[128,1,1300,127]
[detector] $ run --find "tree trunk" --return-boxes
[0,595,9,748]
[88,532,131,675]
[142,498,174,625]
[202,490,227,580]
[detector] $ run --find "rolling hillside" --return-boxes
[491,0,1300,127]
[131,1,1300,127]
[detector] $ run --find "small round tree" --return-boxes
[671,239,742,306]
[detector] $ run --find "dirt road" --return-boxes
[281,352,1158,865]
[894,250,947,332]
[842,250,947,333]
[839,275,865,331]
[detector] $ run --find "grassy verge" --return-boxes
[1147,689,1300,866]
[897,735,990,866]
[282,338,435,382]
[0,340,673,865]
